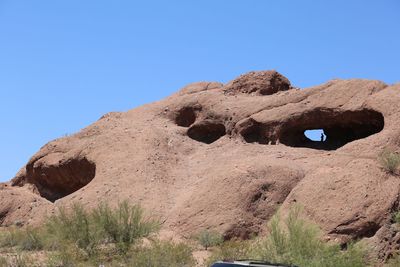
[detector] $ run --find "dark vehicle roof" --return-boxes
[210,260,297,267]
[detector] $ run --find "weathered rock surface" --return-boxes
[1,70,400,258]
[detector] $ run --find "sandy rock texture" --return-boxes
[1,70,400,258]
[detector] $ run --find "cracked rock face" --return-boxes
[1,70,400,259]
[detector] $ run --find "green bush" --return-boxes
[206,207,369,267]
[205,240,253,267]
[0,256,7,267]
[197,229,223,250]
[393,211,400,224]
[45,203,100,256]
[387,253,400,267]
[0,202,199,266]
[255,206,368,267]
[3,254,36,267]
[92,200,159,254]
[45,245,84,267]
[0,227,43,251]
[128,240,195,267]
[45,200,159,257]
[379,149,400,174]
[0,228,19,248]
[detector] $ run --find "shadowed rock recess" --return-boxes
[14,155,96,202]
[239,108,385,150]
[2,70,400,260]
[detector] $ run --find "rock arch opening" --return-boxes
[26,156,96,202]
[187,121,226,144]
[304,129,326,142]
[279,109,384,150]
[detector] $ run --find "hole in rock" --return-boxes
[187,121,226,144]
[29,157,96,202]
[241,121,266,144]
[175,107,197,127]
[279,109,384,150]
[304,129,326,142]
[240,120,278,145]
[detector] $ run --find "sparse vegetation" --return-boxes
[0,203,385,266]
[379,149,400,174]
[197,229,223,250]
[387,253,400,267]
[206,207,369,267]
[393,211,400,225]
[204,240,253,266]
[0,227,43,252]
[128,240,195,267]
[0,201,193,266]
[0,253,36,267]
[92,201,159,254]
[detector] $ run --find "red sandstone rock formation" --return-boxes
[1,70,400,258]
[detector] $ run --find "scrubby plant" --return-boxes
[387,253,400,267]
[92,200,159,254]
[128,240,195,267]
[255,206,368,267]
[18,228,43,251]
[6,254,35,267]
[205,207,369,267]
[379,149,400,174]
[0,227,43,251]
[45,203,100,256]
[45,244,84,267]
[0,201,199,266]
[0,228,20,248]
[0,256,7,267]
[205,240,253,266]
[393,211,400,224]
[197,229,223,250]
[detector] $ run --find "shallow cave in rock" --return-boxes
[187,121,226,144]
[241,121,266,144]
[27,157,96,202]
[278,109,384,150]
[175,106,198,127]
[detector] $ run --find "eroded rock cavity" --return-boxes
[279,109,385,150]
[174,105,202,127]
[240,108,384,150]
[187,120,226,144]
[25,155,96,202]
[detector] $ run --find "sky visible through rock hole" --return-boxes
[0,1,399,181]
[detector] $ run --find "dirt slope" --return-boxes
[1,70,400,259]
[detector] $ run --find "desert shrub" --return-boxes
[387,253,400,267]
[18,228,43,251]
[128,240,195,267]
[0,227,43,251]
[45,203,100,256]
[0,256,7,267]
[204,240,253,267]
[45,245,84,267]
[255,206,368,267]
[379,149,400,174]
[92,200,159,254]
[5,254,36,267]
[393,211,400,224]
[0,228,20,248]
[0,202,196,266]
[197,229,223,250]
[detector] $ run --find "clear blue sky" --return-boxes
[0,1,399,181]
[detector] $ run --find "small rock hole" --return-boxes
[187,121,226,144]
[175,107,197,127]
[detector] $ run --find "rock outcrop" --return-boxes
[1,70,400,259]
